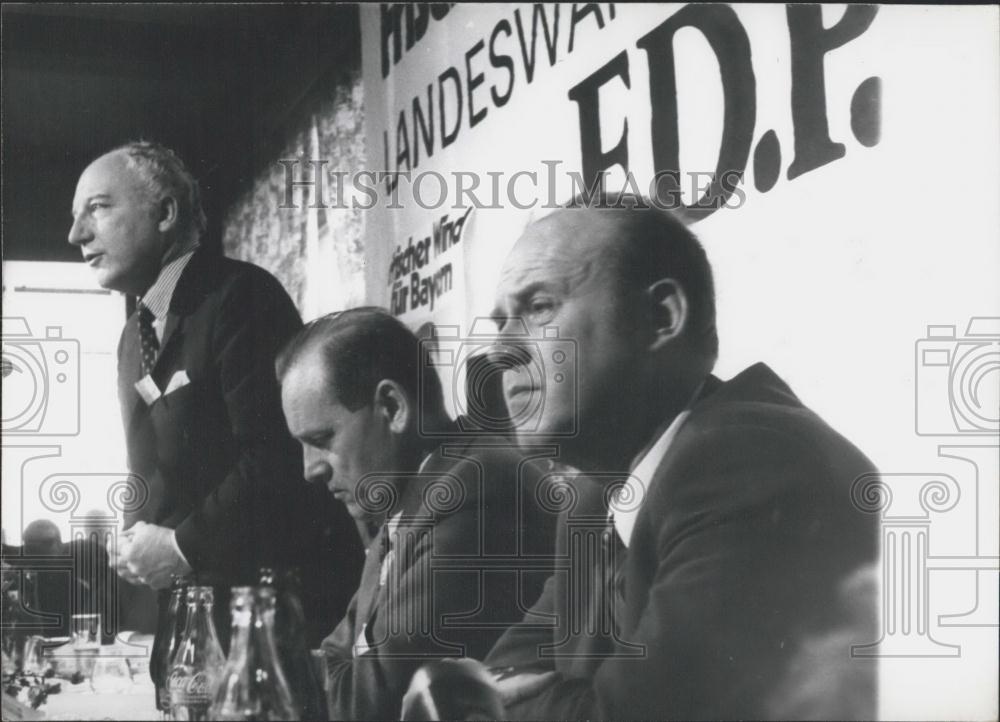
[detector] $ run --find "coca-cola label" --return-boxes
[169,669,211,702]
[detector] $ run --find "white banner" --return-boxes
[357,5,999,718]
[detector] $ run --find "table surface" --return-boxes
[41,674,159,721]
[39,635,160,721]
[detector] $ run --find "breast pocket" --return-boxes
[151,377,202,454]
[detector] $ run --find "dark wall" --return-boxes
[1,4,359,262]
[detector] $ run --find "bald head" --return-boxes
[498,205,717,359]
[491,202,717,468]
[497,209,624,301]
[23,519,62,555]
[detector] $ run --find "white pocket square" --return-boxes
[134,374,161,406]
[164,370,191,395]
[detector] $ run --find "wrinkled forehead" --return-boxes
[72,152,138,204]
[498,209,623,293]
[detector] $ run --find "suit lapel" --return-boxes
[150,248,216,378]
[120,249,216,430]
[119,312,148,431]
[156,310,184,368]
[358,472,435,637]
[356,527,388,632]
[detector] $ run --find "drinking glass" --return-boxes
[71,613,101,649]
[91,654,133,694]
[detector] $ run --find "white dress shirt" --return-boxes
[139,249,198,342]
[137,247,197,565]
[611,383,706,548]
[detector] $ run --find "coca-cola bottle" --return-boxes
[152,576,188,715]
[211,585,299,721]
[168,585,225,721]
[261,568,326,720]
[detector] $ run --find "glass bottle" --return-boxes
[261,568,326,720]
[211,585,299,721]
[152,576,188,715]
[168,586,225,721]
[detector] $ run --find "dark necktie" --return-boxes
[137,302,159,377]
[602,518,628,636]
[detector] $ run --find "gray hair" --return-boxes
[112,140,207,247]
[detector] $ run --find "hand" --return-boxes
[111,522,192,590]
[106,530,137,583]
[401,659,506,720]
[490,667,559,707]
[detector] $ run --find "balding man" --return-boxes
[277,308,557,720]
[22,520,63,557]
[482,197,879,720]
[68,142,362,650]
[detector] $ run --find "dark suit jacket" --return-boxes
[117,249,363,635]
[486,363,879,720]
[321,437,558,720]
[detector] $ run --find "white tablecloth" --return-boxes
[38,634,159,721]
[41,674,159,721]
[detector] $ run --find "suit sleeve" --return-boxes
[173,267,303,576]
[322,588,361,663]
[507,422,878,721]
[484,569,559,671]
[327,503,499,721]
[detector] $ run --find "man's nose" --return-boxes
[492,316,534,366]
[495,314,532,338]
[303,453,333,486]
[68,215,91,246]
[489,341,533,372]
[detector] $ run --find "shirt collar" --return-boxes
[380,449,436,531]
[416,449,435,475]
[385,510,403,539]
[139,248,198,320]
[612,382,705,548]
[382,450,435,547]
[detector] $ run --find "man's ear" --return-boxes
[374,380,411,434]
[155,195,180,234]
[646,278,688,352]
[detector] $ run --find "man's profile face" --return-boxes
[281,350,399,523]
[68,152,167,296]
[491,210,643,444]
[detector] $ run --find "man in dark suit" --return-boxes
[276,308,556,720]
[18,520,74,638]
[67,142,362,645]
[480,198,879,720]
